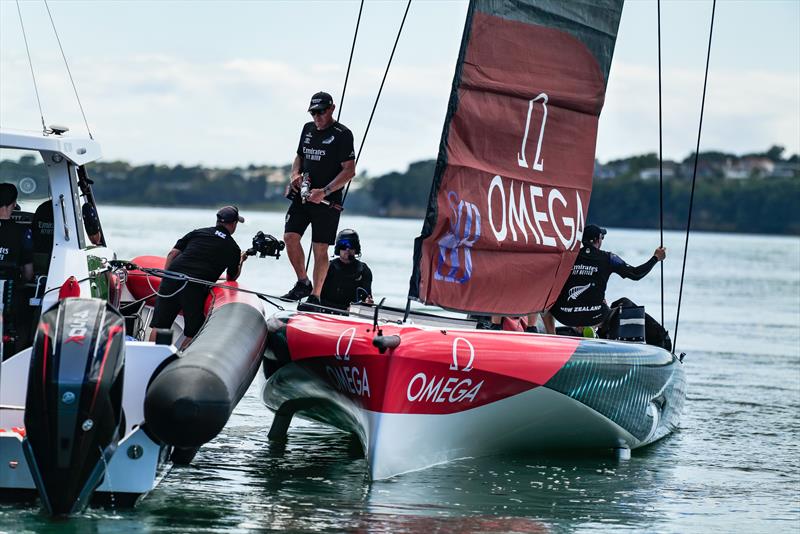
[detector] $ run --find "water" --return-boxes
[2,206,798,533]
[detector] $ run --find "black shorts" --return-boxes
[150,279,209,338]
[284,201,341,244]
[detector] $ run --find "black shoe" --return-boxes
[281,279,312,301]
[297,294,321,312]
[525,326,539,334]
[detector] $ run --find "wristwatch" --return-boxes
[323,185,331,196]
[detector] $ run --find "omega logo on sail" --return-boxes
[486,92,584,250]
[487,176,584,250]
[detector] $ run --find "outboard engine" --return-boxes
[22,298,126,515]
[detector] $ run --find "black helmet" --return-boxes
[334,229,361,255]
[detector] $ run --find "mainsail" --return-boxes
[410,0,624,315]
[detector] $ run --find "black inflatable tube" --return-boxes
[144,302,267,448]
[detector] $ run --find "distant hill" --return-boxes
[1,147,797,235]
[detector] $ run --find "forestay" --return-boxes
[410,0,624,315]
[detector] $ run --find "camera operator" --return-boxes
[318,229,373,311]
[149,206,248,348]
[282,91,356,305]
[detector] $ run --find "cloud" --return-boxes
[599,62,800,161]
[2,51,797,174]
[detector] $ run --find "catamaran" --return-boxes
[261,0,686,480]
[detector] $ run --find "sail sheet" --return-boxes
[410,0,624,315]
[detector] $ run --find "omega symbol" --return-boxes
[335,327,357,361]
[517,92,549,172]
[449,337,475,372]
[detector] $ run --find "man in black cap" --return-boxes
[543,224,666,335]
[1,183,33,357]
[150,206,248,347]
[282,91,356,304]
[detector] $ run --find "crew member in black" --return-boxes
[150,206,247,347]
[282,91,356,304]
[320,229,373,310]
[82,202,102,245]
[32,199,101,252]
[544,224,665,334]
[1,183,33,357]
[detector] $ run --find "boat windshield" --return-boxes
[0,148,51,212]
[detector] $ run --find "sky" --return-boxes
[0,0,798,176]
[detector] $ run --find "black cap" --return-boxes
[308,91,333,111]
[216,205,244,223]
[0,183,18,207]
[582,224,607,245]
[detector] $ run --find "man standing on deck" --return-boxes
[282,91,356,305]
[543,224,666,337]
[150,206,248,348]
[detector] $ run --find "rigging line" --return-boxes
[657,0,664,327]
[44,0,93,139]
[304,0,410,275]
[15,0,47,134]
[305,0,363,273]
[341,0,412,205]
[673,0,716,353]
[337,0,364,121]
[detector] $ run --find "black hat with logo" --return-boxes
[582,224,607,245]
[216,205,244,223]
[308,91,334,111]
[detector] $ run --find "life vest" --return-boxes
[551,246,614,326]
[321,259,370,310]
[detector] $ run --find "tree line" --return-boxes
[1,149,797,235]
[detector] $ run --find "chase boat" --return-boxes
[0,128,267,514]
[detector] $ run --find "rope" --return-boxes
[673,0,717,353]
[304,0,364,273]
[337,0,363,121]
[342,0,412,205]
[657,0,664,327]
[15,0,47,134]
[129,268,286,311]
[44,0,93,139]
[304,0,411,274]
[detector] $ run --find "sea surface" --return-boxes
[2,206,798,533]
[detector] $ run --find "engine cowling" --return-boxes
[23,297,126,516]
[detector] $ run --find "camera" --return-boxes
[286,172,312,203]
[246,231,285,259]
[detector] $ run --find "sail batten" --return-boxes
[410,0,624,315]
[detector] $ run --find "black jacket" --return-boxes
[550,245,657,326]
[320,258,372,310]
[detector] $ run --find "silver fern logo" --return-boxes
[567,283,591,301]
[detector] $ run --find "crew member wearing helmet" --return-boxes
[282,91,356,305]
[544,224,666,336]
[319,229,373,310]
[150,206,248,348]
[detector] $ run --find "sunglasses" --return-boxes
[338,239,354,250]
[309,107,330,116]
